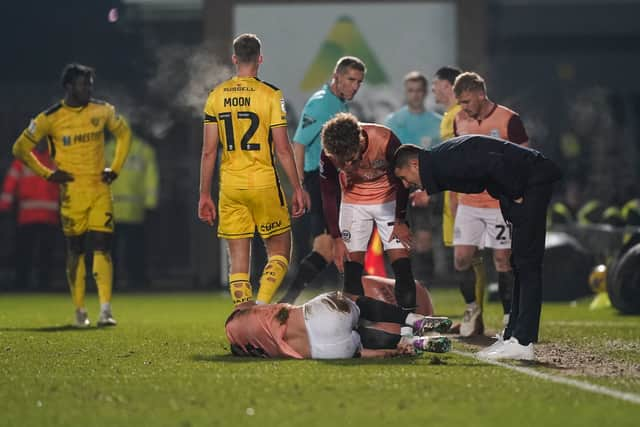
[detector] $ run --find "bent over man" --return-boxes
[393,136,561,360]
[320,113,416,311]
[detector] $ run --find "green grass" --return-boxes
[1,290,639,427]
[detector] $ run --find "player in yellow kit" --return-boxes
[12,63,131,327]
[198,34,308,306]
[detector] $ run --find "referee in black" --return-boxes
[393,135,562,360]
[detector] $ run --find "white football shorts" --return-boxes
[339,201,405,252]
[303,292,362,359]
[453,204,512,249]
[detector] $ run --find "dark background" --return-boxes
[1,0,639,290]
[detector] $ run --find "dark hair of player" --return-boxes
[60,63,95,88]
[434,66,462,85]
[334,56,367,75]
[393,144,422,170]
[321,112,362,160]
[453,71,487,97]
[233,33,261,63]
[403,71,427,91]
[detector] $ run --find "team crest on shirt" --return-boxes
[91,117,101,127]
[489,129,500,138]
[341,230,351,242]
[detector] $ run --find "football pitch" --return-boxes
[1,289,638,427]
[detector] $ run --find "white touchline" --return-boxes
[452,350,640,405]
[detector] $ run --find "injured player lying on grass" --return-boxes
[224,278,452,359]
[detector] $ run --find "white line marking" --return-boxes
[546,320,640,328]
[452,350,640,405]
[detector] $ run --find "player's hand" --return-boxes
[333,237,351,273]
[390,221,413,250]
[198,193,217,226]
[302,188,312,213]
[409,190,430,207]
[101,168,118,184]
[290,187,309,218]
[396,339,417,356]
[47,169,74,183]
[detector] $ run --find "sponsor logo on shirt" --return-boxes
[223,86,255,92]
[489,129,500,138]
[280,98,286,113]
[63,136,71,146]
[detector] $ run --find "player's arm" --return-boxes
[271,90,309,216]
[272,126,308,218]
[198,120,219,226]
[449,191,459,218]
[11,115,58,180]
[385,132,412,249]
[319,152,349,271]
[293,142,306,187]
[359,348,402,358]
[104,107,132,183]
[507,114,529,147]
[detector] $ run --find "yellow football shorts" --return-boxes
[60,181,114,236]
[218,184,291,240]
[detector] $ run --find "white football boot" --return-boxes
[482,337,535,361]
[460,303,483,337]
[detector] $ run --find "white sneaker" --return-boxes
[74,309,90,328]
[460,304,483,337]
[482,337,535,361]
[477,334,504,357]
[97,310,117,327]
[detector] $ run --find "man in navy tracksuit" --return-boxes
[393,135,562,360]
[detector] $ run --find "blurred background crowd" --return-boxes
[1,0,639,300]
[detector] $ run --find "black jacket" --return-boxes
[418,135,562,200]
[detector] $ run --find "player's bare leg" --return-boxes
[257,231,292,304]
[227,238,252,306]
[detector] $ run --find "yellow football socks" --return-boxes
[472,256,487,310]
[66,253,86,309]
[93,251,113,305]
[229,272,253,306]
[256,255,289,304]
